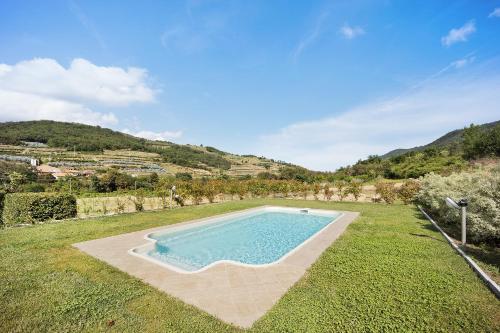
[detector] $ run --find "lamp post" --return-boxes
[445,197,468,245]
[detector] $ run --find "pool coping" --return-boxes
[73,205,359,328]
[129,206,345,274]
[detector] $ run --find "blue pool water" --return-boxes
[146,209,340,272]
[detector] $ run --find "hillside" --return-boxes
[382,120,500,159]
[0,120,295,177]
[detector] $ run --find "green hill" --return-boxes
[0,120,148,151]
[382,120,500,159]
[0,120,293,175]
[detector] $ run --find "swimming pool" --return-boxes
[130,206,342,273]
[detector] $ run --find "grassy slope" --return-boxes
[0,200,498,332]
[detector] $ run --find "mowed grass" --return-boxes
[0,199,498,332]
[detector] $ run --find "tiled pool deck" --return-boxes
[73,206,359,328]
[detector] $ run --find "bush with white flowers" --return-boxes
[415,168,500,244]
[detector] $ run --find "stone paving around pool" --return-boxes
[73,206,359,328]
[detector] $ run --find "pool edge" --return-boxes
[128,206,345,274]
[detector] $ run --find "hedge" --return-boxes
[3,193,77,225]
[0,191,5,224]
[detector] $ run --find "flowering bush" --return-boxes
[415,169,500,244]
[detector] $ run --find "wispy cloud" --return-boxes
[450,55,475,69]
[489,8,500,18]
[122,129,183,141]
[410,54,476,89]
[441,20,476,46]
[0,58,156,126]
[68,0,107,52]
[160,2,235,54]
[291,10,329,63]
[339,24,365,39]
[254,58,500,171]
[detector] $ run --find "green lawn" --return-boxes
[1,199,498,332]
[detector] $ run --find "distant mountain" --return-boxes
[382,120,500,159]
[0,120,297,176]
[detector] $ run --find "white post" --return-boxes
[170,188,173,209]
[170,185,176,209]
[461,206,467,245]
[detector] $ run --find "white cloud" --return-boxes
[0,58,156,126]
[450,55,475,69]
[441,20,476,46]
[0,58,155,106]
[291,10,329,62]
[255,60,500,171]
[489,8,500,18]
[339,24,365,39]
[0,90,118,126]
[122,129,183,141]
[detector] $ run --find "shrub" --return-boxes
[3,193,77,225]
[335,181,348,201]
[130,190,145,211]
[22,183,46,193]
[415,170,500,244]
[116,197,126,214]
[312,184,321,200]
[0,191,5,224]
[323,184,333,201]
[375,181,397,204]
[203,180,218,203]
[346,180,363,201]
[398,179,421,204]
[175,172,193,181]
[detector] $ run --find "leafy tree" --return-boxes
[175,172,193,181]
[323,184,333,201]
[257,172,277,180]
[346,180,363,201]
[8,172,27,192]
[463,123,500,159]
[149,172,159,185]
[335,180,348,201]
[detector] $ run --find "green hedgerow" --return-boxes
[0,191,5,224]
[3,193,77,225]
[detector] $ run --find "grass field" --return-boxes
[0,199,498,332]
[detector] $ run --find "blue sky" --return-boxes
[1,0,499,170]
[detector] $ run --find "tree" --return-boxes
[8,171,27,192]
[335,180,348,201]
[149,172,159,185]
[346,180,363,201]
[257,171,277,180]
[323,184,333,201]
[462,124,482,159]
[175,172,193,181]
[462,123,500,159]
